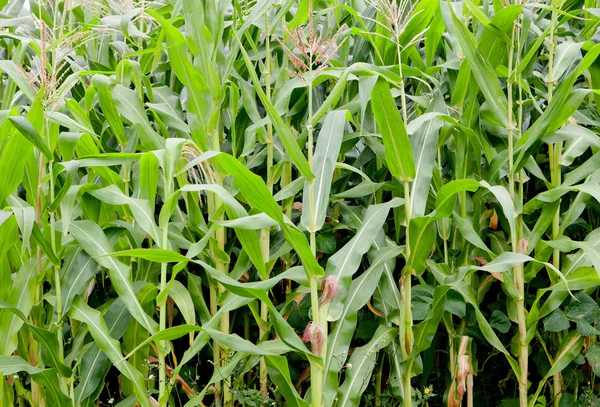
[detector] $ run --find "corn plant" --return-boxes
[0,0,599,407]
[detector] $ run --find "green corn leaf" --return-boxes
[111,84,164,150]
[0,101,43,206]
[0,260,36,356]
[265,356,309,407]
[407,216,436,275]
[74,298,131,405]
[70,297,153,407]
[92,75,128,146]
[371,78,416,181]
[89,185,161,243]
[0,61,37,100]
[323,246,403,407]
[336,325,398,407]
[8,116,52,159]
[69,221,158,334]
[235,35,313,180]
[451,13,509,127]
[326,198,404,321]
[302,110,347,232]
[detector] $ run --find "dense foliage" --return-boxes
[0,0,600,406]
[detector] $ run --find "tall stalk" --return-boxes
[258,11,274,400]
[307,65,325,407]
[396,42,409,125]
[546,2,564,405]
[507,21,528,407]
[403,179,412,361]
[301,8,327,401]
[395,39,414,407]
[158,174,172,407]
[214,135,231,405]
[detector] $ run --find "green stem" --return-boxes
[209,281,221,403]
[50,163,67,396]
[396,41,408,125]
[547,4,563,405]
[508,22,528,407]
[403,359,414,407]
[305,19,324,405]
[215,180,231,405]
[309,276,323,407]
[308,79,316,248]
[0,376,6,407]
[158,177,171,407]
[403,181,412,350]
[375,353,384,407]
[259,13,274,399]
[438,150,449,264]
[30,127,47,406]
[402,179,413,407]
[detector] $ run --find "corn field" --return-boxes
[0,0,599,406]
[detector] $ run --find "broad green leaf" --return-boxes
[371,78,416,181]
[6,195,34,251]
[70,297,153,407]
[543,309,570,332]
[217,213,279,230]
[586,342,600,377]
[551,41,583,82]
[529,332,583,407]
[397,0,438,48]
[47,112,97,136]
[89,185,161,243]
[410,285,451,357]
[111,84,164,150]
[0,355,44,375]
[409,111,443,218]
[74,298,131,405]
[180,183,266,278]
[311,71,350,125]
[111,248,189,263]
[92,75,128,146]
[168,281,196,326]
[451,13,509,127]
[203,327,290,356]
[209,153,323,277]
[0,101,43,206]
[150,10,212,149]
[0,301,71,377]
[326,198,404,321]
[159,137,186,182]
[0,260,36,356]
[302,110,347,232]
[323,246,403,407]
[336,325,398,407]
[514,44,600,170]
[452,282,520,380]
[265,356,309,407]
[137,151,159,205]
[0,61,36,100]
[30,369,73,406]
[8,116,52,159]
[407,216,436,275]
[435,179,480,218]
[70,221,158,334]
[69,153,142,167]
[0,358,72,406]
